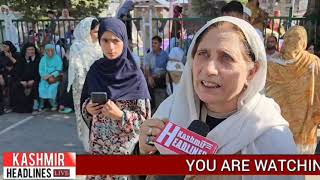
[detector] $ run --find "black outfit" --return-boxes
[13,55,41,113]
[58,56,74,109]
[120,14,132,41]
[0,51,22,110]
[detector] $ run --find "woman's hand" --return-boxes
[85,100,103,116]
[43,75,51,80]
[101,100,123,120]
[27,80,35,87]
[139,119,168,154]
[20,81,27,87]
[4,51,12,58]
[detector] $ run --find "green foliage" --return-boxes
[0,0,109,20]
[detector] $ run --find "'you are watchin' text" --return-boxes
[186,159,320,172]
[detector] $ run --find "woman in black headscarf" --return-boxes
[13,43,41,113]
[0,41,22,111]
[80,18,150,179]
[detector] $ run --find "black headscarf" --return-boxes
[3,41,17,53]
[80,18,150,107]
[21,42,40,59]
[1,41,19,67]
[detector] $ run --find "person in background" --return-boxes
[58,8,75,40]
[80,18,150,180]
[307,42,315,54]
[166,30,192,60]
[0,5,19,51]
[116,0,136,42]
[138,16,302,180]
[55,39,66,59]
[67,17,102,151]
[265,35,280,62]
[57,53,73,114]
[38,44,63,111]
[144,35,168,110]
[243,6,252,22]
[0,41,21,112]
[0,45,5,114]
[166,47,184,95]
[129,41,141,69]
[13,43,41,113]
[221,0,244,19]
[246,0,267,40]
[266,26,320,154]
[47,10,58,43]
[171,5,184,39]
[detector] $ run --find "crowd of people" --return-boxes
[0,7,87,115]
[0,1,320,179]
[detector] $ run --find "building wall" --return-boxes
[259,0,308,17]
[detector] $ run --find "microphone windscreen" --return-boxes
[187,120,210,137]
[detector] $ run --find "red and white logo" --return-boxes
[154,122,218,155]
[3,152,76,179]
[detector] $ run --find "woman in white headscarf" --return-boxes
[67,17,103,151]
[0,5,19,51]
[137,16,302,180]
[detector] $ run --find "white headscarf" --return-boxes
[67,17,103,91]
[153,16,289,154]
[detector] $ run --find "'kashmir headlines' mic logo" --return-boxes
[155,122,218,155]
[3,152,76,179]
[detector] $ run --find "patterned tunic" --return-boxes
[82,98,151,180]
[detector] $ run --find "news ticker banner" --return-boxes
[3,152,76,179]
[3,152,320,179]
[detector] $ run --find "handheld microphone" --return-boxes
[187,120,210,137]
[154,120,218,155]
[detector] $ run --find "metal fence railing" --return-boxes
[1,16,319,56]
[265,16,320,50]
[0,19,82,53]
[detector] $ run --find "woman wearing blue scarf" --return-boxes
[38,44,63,111]
[81,18,150,180]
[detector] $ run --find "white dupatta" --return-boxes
[152,15,301,180]
[154,16,298,155]
[67,17,103,91]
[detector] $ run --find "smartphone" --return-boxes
[91,92,108,105]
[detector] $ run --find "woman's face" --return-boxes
[62,9,69,17]
[90,24,99,43]
[3,44,10,52]
[308,45,315,54]
[192,24,257,112]
[100,31,124,60]
[26,47,36,58]
[46,48,55,57]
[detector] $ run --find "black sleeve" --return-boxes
[80,71,90,113]
[14,60,23,81]
[35,56,41,82]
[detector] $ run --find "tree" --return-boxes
[305,0,320,17]
[0,0,110,19]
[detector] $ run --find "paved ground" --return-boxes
[0,111,319,180]
[0,111,86,178]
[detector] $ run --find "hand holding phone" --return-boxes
[91,92,108,105]
[85,101,104,116]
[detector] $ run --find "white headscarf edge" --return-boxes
[154,16,267,125]
[67,17,103,92]
[187,16,266,119]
